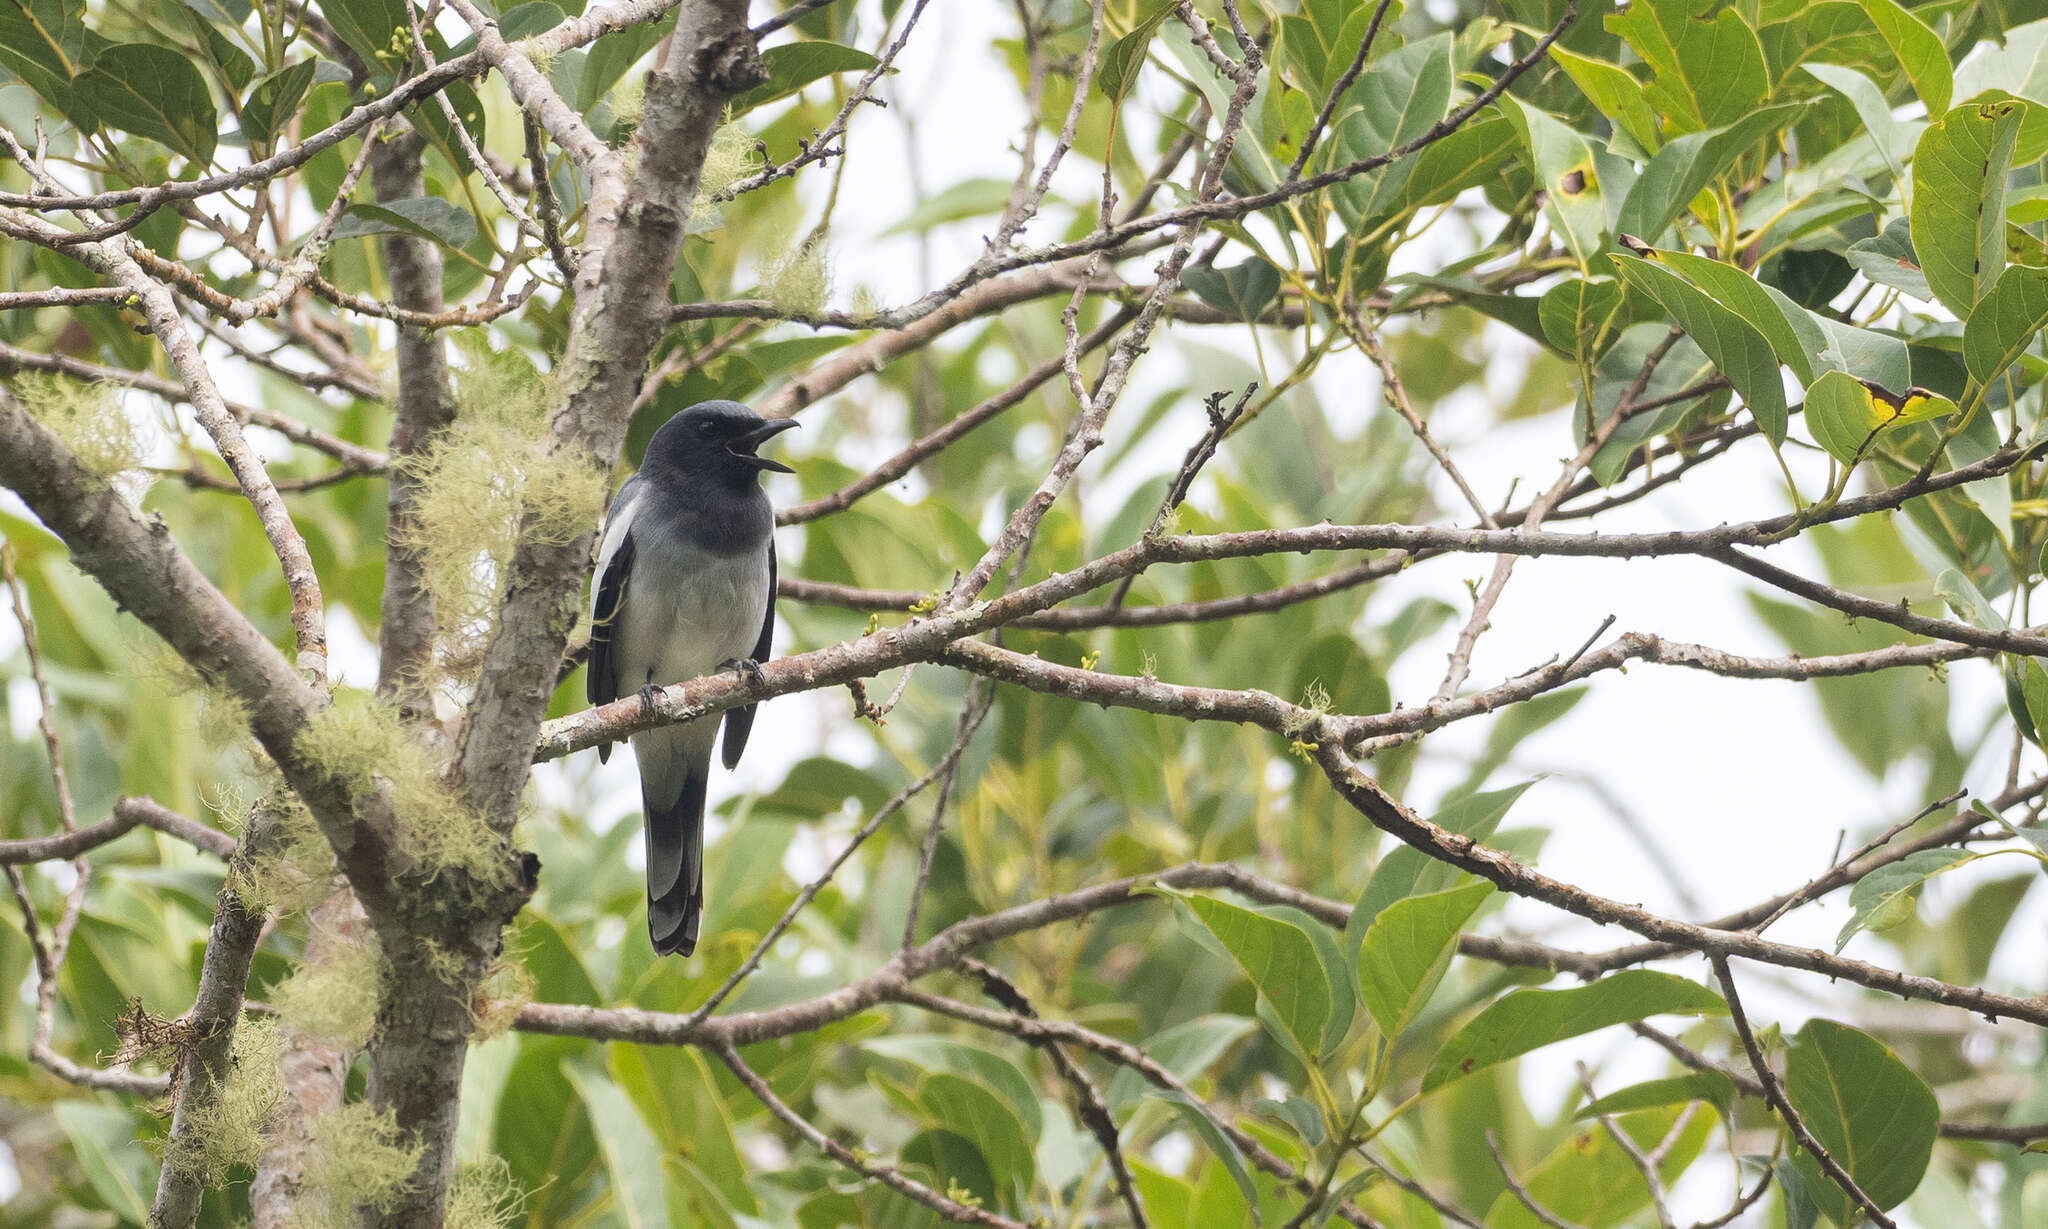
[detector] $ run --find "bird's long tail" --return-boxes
[644,769,706,957]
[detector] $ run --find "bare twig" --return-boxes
[956,959,1149,1229]
[713,1040,1032,1229]
[901,682,998,949]
[1710,955,1896,1229]
[1486,1131,1586,1229]
[684,682,992,1025]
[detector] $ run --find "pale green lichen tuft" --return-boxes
[608,78,645,145]
[13,372,146,476]
[397,336,607,675]
[1302,678,1331,715]
[445,1155,523,1229]
[693,122,754,205]
[161,1017,287,1184]
[269,928,384,1048]
[131,635,256,754]
[759,240,832,317]
[469,953,535,1041]
[283,1102,424,1229]
[229,795,333,915]
[295,689,506,883]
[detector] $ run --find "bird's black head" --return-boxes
[643,400,799,487]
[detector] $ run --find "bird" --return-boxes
[586,400,797,957]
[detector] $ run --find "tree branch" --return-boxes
[1710,955,1896,1229]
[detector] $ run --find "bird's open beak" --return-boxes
[730,417,799,473]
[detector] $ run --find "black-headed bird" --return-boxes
[587,400,797,957]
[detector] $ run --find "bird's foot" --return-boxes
[721,656,767,688]
[637,681,663,711]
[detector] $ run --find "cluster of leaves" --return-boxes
[6,0,2048,1225]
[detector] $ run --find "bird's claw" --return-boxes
[721,656,767,688]
[636,681,663,710]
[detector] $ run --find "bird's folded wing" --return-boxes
[721,540,775,770]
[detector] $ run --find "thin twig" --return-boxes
[1486,1132,1586,1229]
[713,1040,1032,1229]
[1709,955,1897,1229]
[957,959,1149,1229]
[901,681,997,949]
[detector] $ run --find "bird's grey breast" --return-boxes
[616,522,771,693]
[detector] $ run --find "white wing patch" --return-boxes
[592,478,641,619]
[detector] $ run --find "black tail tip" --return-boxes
[649,908,701,958]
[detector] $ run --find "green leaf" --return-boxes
[1280,0,1376,96]
[1183,893,1332,1058]
[730,41,879,113]
[54,1102,152,1222]
[1350,782,1532,934]
[1616,105,1807,243]
[1856,0,1952,116]
[1358,880,1493,1039]
[1803,369,1955,464]
[1610,251,1791,444]
[1574,1071,1737,1121]
[1812,315,1911,391]
[1964,264,2048,386]
[1484,1104,1719,1229]
[1585,323,1724,484]
[321,0,408,75]
[901,1130,999,1208]
[1155,1088,1262,1225]
[497,0,566,40]
[1912,99,2026,317]
[880,177,1016,236]
[2021,660,2048,748]
[574,13,673,111]
[76,43,217,165]
[1548,46,1660,153]
[566,1066,673,1229]
[2006,659,2044,746]
[1500,97,1606,269]
[1183,258,1281,322]
[0,0,96,130]
[609,1044,757,1216]
[333,198,480,249]
[1104,1015,1257,1114]
[1538,276,1624,359]
[1422,970,1727,1093]
[1253,1094,1326,1147]
[1097,1,1176,100]
[864,1036,1043,1141]
[413,79,486,177]
[239,60,315,148]
[1836,848,1981,949]
[1295,904,1358,1055]
[510,913,603,1006]
[1804,63,1907,186]
[1845,216,1929,300]
[1936,566,2005,629]
[180,0,249,26]
[1330,33,1455,227]
[917,1072,1035,1199]
[1652,248,1822,384]
[1786,1019,1939,1224]
[1378,111,1516,222]
[1606,0,1767,134]
[200,22,254,92]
